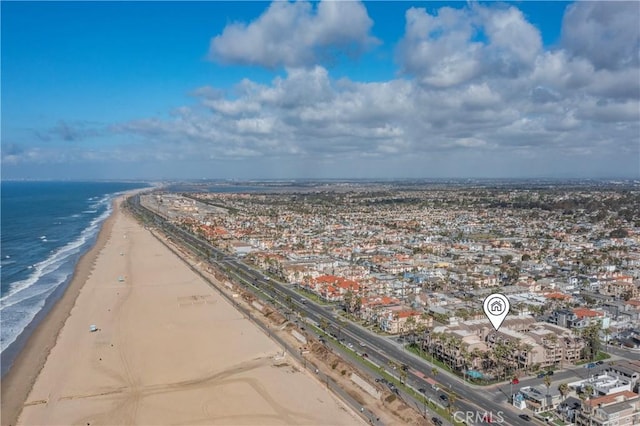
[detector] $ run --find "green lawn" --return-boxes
[292,287,332,305]
[405,345,454,374]
[575,351,611,365]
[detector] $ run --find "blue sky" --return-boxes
[2,1,638,180]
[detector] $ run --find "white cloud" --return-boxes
[209,0,376,68]
[5,2,637,178]
[106,60,636,169]
[561,1,640,71]
[398,7,483,87]
[397,4,542,87]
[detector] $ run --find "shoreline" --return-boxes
[12,193,361,425]
[0,198,120,426]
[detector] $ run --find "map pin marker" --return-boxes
[483,293,510,331]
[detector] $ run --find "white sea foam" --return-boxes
[1,205,110,305]
[0,198,114,351]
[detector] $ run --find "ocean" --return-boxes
[0,181,149,372]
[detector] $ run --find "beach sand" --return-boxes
[9,198,361,425]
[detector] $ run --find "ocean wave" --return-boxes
[0,203,112,307]
[0,200,114,352]
[0,259,16,267]
[1,288,56,351]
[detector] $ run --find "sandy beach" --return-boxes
[7,197,361,425]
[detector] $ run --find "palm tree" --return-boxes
[319,317,329,332]
[491,342,509,380]
[399,368,408,385]
[415,323,426,355]
[429,331,441,362]
[447,392,457,418]
[558,383,569,401]
[460,346,472,381]
[519,343,534,373]
[336,316,347,341]
[583,384,594,400]
[544,375,552,396]
[405,315,417,342]
[468,348,482,374]
[558,383,570,422]
[603,327,611,352]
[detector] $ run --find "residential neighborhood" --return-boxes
[140,181,640,425]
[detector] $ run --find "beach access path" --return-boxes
[13,197,362,425]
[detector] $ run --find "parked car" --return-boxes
[519,414,531,421]
[432,417,443,426]
[546,371,554,376]
[596,360,604,365]
[537,372,546,378]
[418,387,427,394]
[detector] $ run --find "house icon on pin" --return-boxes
[490,300,503,313]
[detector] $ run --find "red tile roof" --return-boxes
[586,390,639,408]
[573,308,603,318]
[546,292,571,300]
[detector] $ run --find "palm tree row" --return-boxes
[421,331,547,383]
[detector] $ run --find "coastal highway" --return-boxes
[128,194,535,426]
[220,257,530,426]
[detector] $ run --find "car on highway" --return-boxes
[431,417,443,426]
[519,414,531,421]
[347,342,354,349]
[547,370,554,376]
[439,394,448,402]
[537,372,546,378]
[418,387,426,394]
[361,353,368,358]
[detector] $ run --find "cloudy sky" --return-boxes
[2,1,639,180]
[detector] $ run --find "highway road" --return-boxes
[222,257,530,426]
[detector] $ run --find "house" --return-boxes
[378,308,431,334]
[568,374,632,397]
[576,391,640,426]
[514,385,562,413]
[548,308,609,330]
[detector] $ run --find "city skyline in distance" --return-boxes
[2,1,639,180]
